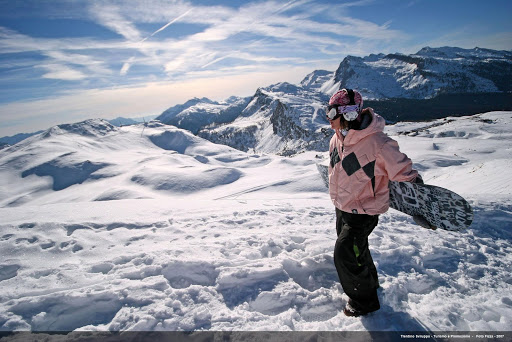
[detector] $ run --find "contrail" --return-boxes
[140,9,192,42]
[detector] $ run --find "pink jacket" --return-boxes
[328,108,418,215]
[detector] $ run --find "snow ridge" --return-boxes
[331,47,512,100]
[197,83,331,156]
[157,97,251,134]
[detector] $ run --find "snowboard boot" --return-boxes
[343,300,380,317]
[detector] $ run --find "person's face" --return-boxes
[329,116,342,130]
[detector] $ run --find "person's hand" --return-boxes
[413,215,437,230]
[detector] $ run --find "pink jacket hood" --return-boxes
[328,108,418,215]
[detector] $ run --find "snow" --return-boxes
[156,97,251,134]
[0,112,511,333]
[328,47,511,100]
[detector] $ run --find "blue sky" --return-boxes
[0,0,511,137]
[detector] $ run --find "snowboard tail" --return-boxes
[389,181,473,231]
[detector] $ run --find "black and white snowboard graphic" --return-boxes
[388,181,473,232]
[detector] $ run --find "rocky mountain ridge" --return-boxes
[177,47,511,155]
[328,46,512,100]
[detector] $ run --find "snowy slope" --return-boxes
[0,119,325,207]
[1,112,511,332]
[300,70,333,92]
[157,97,251,134]
[328,47,512,99]
[198,83,331,156]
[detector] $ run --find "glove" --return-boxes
[412,174,437,230]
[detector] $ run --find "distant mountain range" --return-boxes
[157,96,252,134]
[327,46,512,99]
[156,46,512,155]
[2,46,511,154]
[0,116,153,149]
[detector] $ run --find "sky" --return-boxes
[0,0,511,137]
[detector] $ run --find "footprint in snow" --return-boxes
[162,261,219,289]
[1,234,14,241]
[0,264,21,282]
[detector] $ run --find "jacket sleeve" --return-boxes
[377,138,418,182]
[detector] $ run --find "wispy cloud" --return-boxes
[0,0,414,135]
[39,63,87,81]
[83,0,406,78]
[44,50,113,75]
[406,0,421,8]
[1,0,406,84]
[120,56,135,76]
[89,3,142,42]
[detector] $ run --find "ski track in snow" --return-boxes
[0,112,511,332]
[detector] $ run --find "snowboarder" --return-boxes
[326,88,429,317]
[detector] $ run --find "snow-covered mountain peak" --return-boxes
[156,96,251,135]
[300,70,333,92]
[330,46,511,100]
[198,82,330,155]
[415,46,512,60]
[157,97,216,123]
[42,119,118,139]
[222,95,246,105]
[262,82,303,95]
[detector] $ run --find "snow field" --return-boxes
[0,112,511,332]
[1,196,510,331]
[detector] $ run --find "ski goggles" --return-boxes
[326,104,360,121]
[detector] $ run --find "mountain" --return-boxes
[2,47,510,151]
[327,46,512,99]
[300,69,334,93]
[0,131,44,148]
[0,116,150,148]
[163,47,511,156]
[0,118,284,207]
[156,96,252,134]
[109,117,139,127]
[198,83,331,156]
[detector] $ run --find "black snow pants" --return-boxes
[334,208,380,312]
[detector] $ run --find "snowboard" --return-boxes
[388,181,473,231]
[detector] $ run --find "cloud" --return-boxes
[39,64,87,80]
[1,1,407,85]
[44,50,113,76]
[83,0,407,78]
[0,25,124,54]
[120,57,135,76]
[406,0,421,8]
[89,3,142,42]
